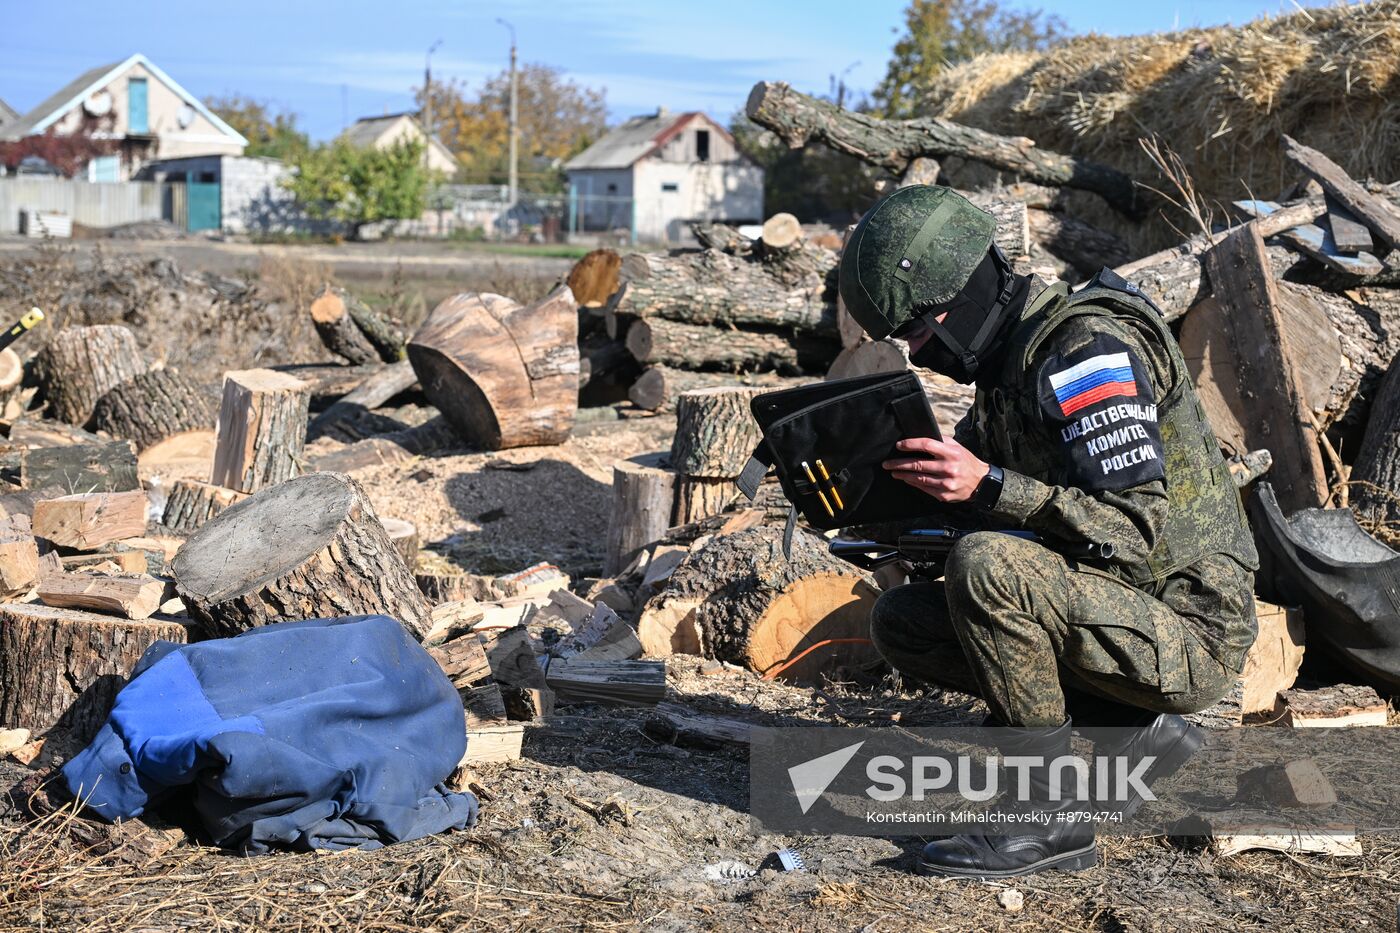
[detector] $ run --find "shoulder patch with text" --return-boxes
[1037,334,1165,492]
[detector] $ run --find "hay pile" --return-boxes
[924,2,1400,224]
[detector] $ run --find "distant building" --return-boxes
[341,113,459,176]
[0,53,246,181]
[564,108,763,244]
[0,98,17,131]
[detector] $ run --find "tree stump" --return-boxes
[638,524,881,683]
[90,369,215,452]
[161,479,246,535]
[309,285,405,363]
[673,477,737,526]
[381,517,420,567]
[171,472,432,640]
[210,369,311,494]
[604,452,677,577]
[408,286,579,450]
[624,317,827,372]
[670,387,766,478]
[0,603,186,740]
[37,325,148,425]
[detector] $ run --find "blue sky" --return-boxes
[1,0,1337,141]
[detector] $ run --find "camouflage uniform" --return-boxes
[870,279,1259,727]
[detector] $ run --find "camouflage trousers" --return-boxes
[870,532,1240,727]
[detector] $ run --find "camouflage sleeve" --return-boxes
[983,320,1171,566]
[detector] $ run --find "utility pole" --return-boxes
[497,18,518,208]
[424,39,442,172]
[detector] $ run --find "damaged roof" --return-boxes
[565,108,709,171]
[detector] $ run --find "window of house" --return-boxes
[695,129,710,162]
[198,172,217,183]
[661,182,679,192]
[606,183,618,194]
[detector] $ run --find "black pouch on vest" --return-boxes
[736,371,943,531]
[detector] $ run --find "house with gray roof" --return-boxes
[340,113,459,176]
[0,98,17,131]
[0,53,246,180]
[564,108,763,244]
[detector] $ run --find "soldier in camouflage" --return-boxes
[838,185,1259,879]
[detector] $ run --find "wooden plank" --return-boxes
[461,722,524,764]
[426,633,492,689]
[1233,200,1382,276]
[1274,684,1388,727]
[1324,194,1374,253]
[32,490,148,550]
[36,569,168,620]
[1282,135,1400,247]
[1238,599,1305,717]
[546,657,666,707]
[1202,224,1328,512]
[644,701,753,748]
[462,682,509,728]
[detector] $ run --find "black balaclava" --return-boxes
[906,245,1031,385]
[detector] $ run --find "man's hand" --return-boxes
[883,437,990,503]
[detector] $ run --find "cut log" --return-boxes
[604,452,677,577]
[673,476,736,525]
[638,524,881,682]
[670,387,766,479]
[33,491,147,550]
[566,249,623,309]
[9,419,104,449]
[0,514,38,597]
[307,359,417,441]
[309,285,405,363]
[0,602,186,739]
[626,316,828,373]
[498,562,570,599]
[270,362,385,406]
[380,517,419,567]
[1323,195,1373,254]
[138,430,216,475]
[161,479,246,535]
[627,367,668,411]
[761,212,803,251]
[1282,135,1400,248]
[1273,684,1388,728]
[36,569,167,620]
[745,80,1143,217]
[407,286,579,450]
[1238,599,1305,717]
[644,701,753,748]
[462,722,524,764]
[36,325,147,425]
[1235,760,1337,809]
[171,472,432,640]
[426,632,492,689]
[481,625,549,691]
[89,370,215,452]
[463,681,509,728]
[1349,353,1400,524]
[825,339,977,435]
[210,369,311,494]
[21,440,139,494]
[545,657,666,706]
[1201,225,1328,512]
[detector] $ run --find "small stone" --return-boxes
[998,888,1024,913]
[0,727,31,756]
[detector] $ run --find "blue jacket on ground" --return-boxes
[62,614,478,855]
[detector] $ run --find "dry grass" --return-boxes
[925,1,1400,244]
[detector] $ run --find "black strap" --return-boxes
[735,444,772,500]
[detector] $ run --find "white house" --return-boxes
[341,113,459,176]
[564,108,764,244]
[0,53,247,181]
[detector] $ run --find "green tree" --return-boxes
[284,139,428,238]
[415,65,607,191]
[206,94,310,161]
[874,0,1066,117]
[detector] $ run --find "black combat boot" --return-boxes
[1088,713,1204,819]
[917,719,1097,879]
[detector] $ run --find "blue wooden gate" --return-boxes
[186,181,220,231]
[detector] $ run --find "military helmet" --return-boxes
[838,185,997,341]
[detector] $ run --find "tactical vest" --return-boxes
[973,278,1258,588]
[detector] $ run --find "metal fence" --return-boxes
[0,177,166,235]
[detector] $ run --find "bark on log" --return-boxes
[604,452,676,577]
[309,285,405,363]
[33,491,148,550]
[171,472,432,640]
[637,524,881,683]
[307,359,417,441]
[1350,354,1400,523]
[37,325,147,426]
[161,479,246,535]
[408,287,579,450]
[270,363,386,407]
[746,80,1144,217]
[0,603,186,740]
[381,517,420,567]
[210,369,311,494]
[21,440,139,494]
[670,387,766,478]
[627,367,668,411]
[825,339,977,436]
[625,317,832,373]
[673,476,736,525]
[89,369,215,452]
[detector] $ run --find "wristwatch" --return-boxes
[972,464,1005,510]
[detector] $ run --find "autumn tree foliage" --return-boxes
[205,95,310,161]
[415,64,607,190]
[0,114,117,176]
[874,0,1066,117]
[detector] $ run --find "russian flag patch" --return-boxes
[1048,351,1137,417]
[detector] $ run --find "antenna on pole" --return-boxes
[497,17,518,210]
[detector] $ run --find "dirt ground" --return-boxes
[0,239,1397,932]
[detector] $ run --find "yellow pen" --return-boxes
[814,458,845,511]
[801,460,836,518]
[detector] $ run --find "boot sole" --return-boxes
[1114,722,1206,820]
[916,843,1097,879]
